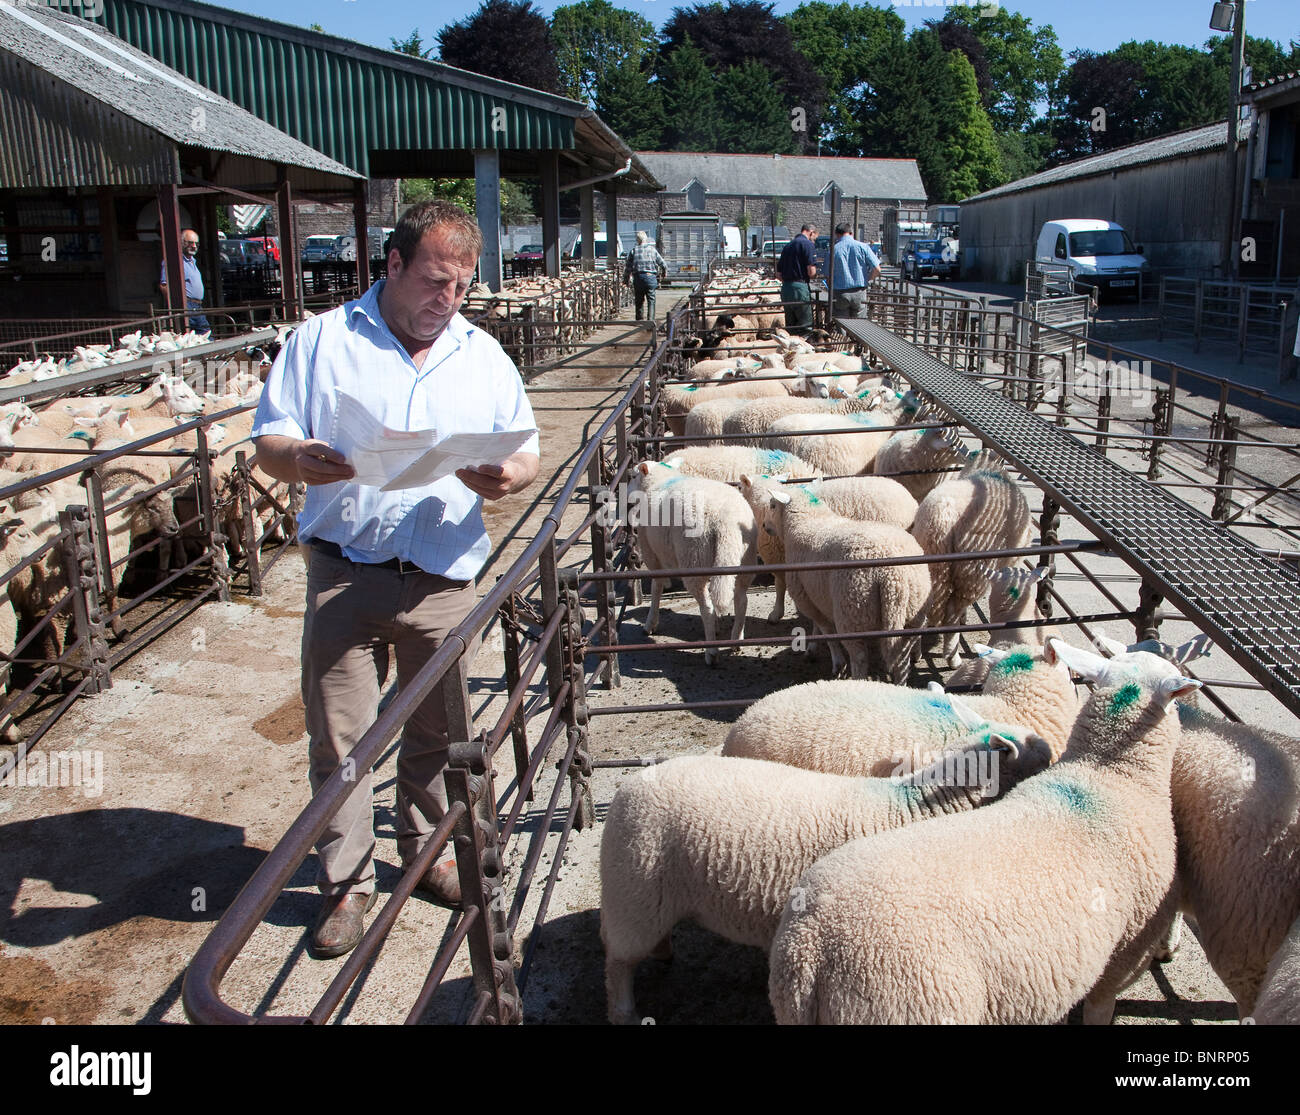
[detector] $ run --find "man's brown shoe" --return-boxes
[310,890,378,959]
[413,861,462,909]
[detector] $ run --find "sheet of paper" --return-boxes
[334,389,438,488]
[381,428,538,491]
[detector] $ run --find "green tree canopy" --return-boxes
[939,49,1003,200]
[550,0,658,104]
[391,29,434,58]
[438,0,561,93]
[716,59,797,154]
[594,56,665,149]
[660,37,717,151]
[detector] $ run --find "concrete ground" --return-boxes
[0,287,1291,1026]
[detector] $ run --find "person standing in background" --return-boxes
[623,231,667,323]
[159,229,210,334]
[830,224,882,319]
[777,224,817,333]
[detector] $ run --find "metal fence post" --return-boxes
[537,536,565,704]
[558,568,595,831]
[194,427,230,603]
[1211,416,1241,521]
[235,451,263,597]
[1206,384,1229,469]
[1147,388,1170,481]
[443,734,523,1026]
[1135,582,1163,644]
[499,591,532,800]
[58,506,112,694]
[1037,498,1060,621]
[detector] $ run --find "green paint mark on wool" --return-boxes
[993,652,1034,675]
[684,385,698,392]
[1006,585,1021,600]
[1044,779,1101,817]
[970,468,1009,484]
[1107,682,1142,717]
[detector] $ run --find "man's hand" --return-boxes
[456,452,540,501]
[292,440,355,485]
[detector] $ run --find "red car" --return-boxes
[249,235,281,263]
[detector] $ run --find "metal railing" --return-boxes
[1158,276,1296,373]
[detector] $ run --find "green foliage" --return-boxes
[401,179,536,224]
[933,4,1064,131]
[940,50,1003,200]
[391,29,434,58]
[716,59,796,154]
[551,0,658,104]
[783,2,904,154]
[438,0,561,93]
[595,57,664,149]
[308,23,324,33]
[992,127,1052,184]
[660,37,717,151]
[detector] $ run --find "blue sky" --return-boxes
[220,1,1296,59]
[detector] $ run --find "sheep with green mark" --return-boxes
[754,482,931,682]
[768,640,1201,1025]
[659,446,820,487]
[719,391,884,444]
[722,639,1079,773]
[764,407,894,479]
[911,454,1033,664]
[738,473,919,623]
[874,424,973,500]
[600,692,1052,1024]
[946,567,1055,688]
[661,377,801,437]
[1090,631,1300,1018]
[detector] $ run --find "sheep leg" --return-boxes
[728,574,751,647]
[643,575,662,635]
[696,581,719,667]
[767,573,786,623]
[1082,994,1117,1026]
[1152,911,1183,963]
[605,956,643,1025]
[649,933,673,961]
[844,639,872,680]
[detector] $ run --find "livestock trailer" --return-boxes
[881,206,934,266]
[659,212,723,283]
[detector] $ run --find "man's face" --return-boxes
[804,228,817,241]
[383,229,477,343]
[182,234,199,257]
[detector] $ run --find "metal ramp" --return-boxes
[839,316,1300,717]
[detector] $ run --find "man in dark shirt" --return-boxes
[776,224,817,333]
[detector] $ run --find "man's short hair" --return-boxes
[800,224,816,234]
[636,230,648,244]
[834,223,851,237]
[390,201,483,266]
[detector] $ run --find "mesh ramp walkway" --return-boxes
[839,316,1300,718]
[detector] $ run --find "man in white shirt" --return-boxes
[253,201,540,959]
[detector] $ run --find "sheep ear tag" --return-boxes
[972,643,1004,661]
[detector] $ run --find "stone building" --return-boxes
[625,152,927,248]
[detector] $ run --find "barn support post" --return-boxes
[275,174,302,321]
[353,180,372,296]
[158,183,187,324]
[579,185,595,273]
[475,149,504,292]
[541,152,561,279]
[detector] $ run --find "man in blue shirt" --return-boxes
[776,224,818,333]
[158,229,210,334]
[253,201,541,958]
[830,223,882,319]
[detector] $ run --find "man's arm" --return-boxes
[456,452,540,501]
[253,434,355,486]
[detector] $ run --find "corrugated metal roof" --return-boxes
[0,1,360,186]
[93,0,655,185]
[962,122,1236,205]
[636,151,926,201]
[1243,69,1300,99]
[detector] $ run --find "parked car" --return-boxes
[1035,218,1151,300]
[248,234,280,263]
[301,235,337,264]
[760,239,789,262]
[512,243,545,263]
[813,235,831,275]
[219,239,270,269]
[902,239,960,282]
[333,226,395,263]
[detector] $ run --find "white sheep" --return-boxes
[873,424,972,499]
[945,566,1052,688]
[1252,915,1300,1024]
[661,378,793,436]
[738,474,919,623]
[721,392,879,443]
[601,697,1054,1024]
[722,640,1079,772]
[661,447,820,486]
[629,461,757,666]
[765,410,894,479]
[763,484,931,682]
[768,641,1201,1025]
[911,455,1032,662]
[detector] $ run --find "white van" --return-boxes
[568,232,624,267]
[333,226,395,262]
[1035,219,1151,299]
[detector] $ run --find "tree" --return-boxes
[926,16,992,107]
[660,37,717,152]
[993,127,1052,184]
[855,32,939,177]
[662,1,826,153]
[938,50,1003,201]
[784,1,905,155]
[400,178,536,224]
[595,57,665,149]
[550,0,658,104]
[438,0,561,93]
[716,59,796,154]
[929,4,1063,131]
[1051,51,1144,162]
[1114,40,1223,136]
[391,30,434,59]
[309,23,324,33]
